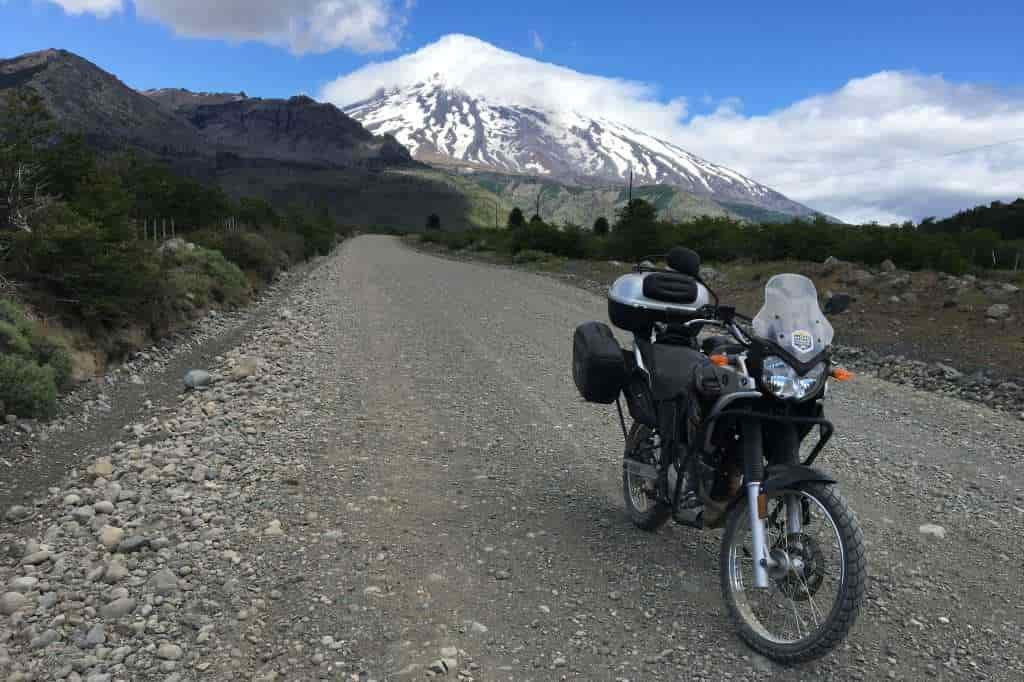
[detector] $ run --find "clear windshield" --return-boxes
[752,274,834,362]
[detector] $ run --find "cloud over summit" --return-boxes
[325,35,1024,222]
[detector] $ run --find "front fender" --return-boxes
[761,463,836,494]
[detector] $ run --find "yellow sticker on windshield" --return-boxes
[792,330,814,353]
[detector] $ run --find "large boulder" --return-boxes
[880,259,897,272]
[842,269,875,287]
[823,256,850,274]
[157,238,195,255]
[986,304,1011,320]
[885,273,912,291]
[184,369,212,389]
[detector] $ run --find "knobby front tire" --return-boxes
[719,482,866,663]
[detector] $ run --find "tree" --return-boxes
[507,207,525,228]
[426,213,441,230]
[593,216,610,235]
[0,90,55,232]
[529,214,545,227]
[611,199,661,260]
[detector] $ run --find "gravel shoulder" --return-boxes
[1,235,1022,681]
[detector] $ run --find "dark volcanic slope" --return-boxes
[187,95,413,168]
[0,49,201,154]
[143,87,248,116]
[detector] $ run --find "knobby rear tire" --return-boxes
[622,423,672,531]
[719,482,866,664]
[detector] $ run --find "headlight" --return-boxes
[762,356,827,400]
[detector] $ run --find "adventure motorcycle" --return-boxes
[572,246,865,663]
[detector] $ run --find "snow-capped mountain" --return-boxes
[345,75,815,217]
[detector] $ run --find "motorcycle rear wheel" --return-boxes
[719,482,865,663]
[622,423,671,531]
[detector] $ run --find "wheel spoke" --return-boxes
[724,488,851,649]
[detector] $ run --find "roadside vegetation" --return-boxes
[0,89,350,418]
[419,196,1024,276]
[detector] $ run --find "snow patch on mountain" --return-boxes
[345,75,812,215]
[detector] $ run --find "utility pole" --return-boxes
[628,166,633,203]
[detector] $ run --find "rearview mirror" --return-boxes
[823,293,851,315]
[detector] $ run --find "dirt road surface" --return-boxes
[2,235,1022,681]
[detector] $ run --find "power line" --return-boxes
[814,135,1024,180]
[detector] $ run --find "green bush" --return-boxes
[262,228,306,265]
[290,209,338,258]
[30,333,73,391]
[0,299,33,334]
[5,205,166,331]
[0,354,57,418]
[163,246,251,309]
[512,249,552,264]
[190,230,286,284]
[0,299,75,393]
[0,320,33,357]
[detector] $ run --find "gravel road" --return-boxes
[2,234,1022,681]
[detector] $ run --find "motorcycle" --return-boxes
[572,246,865,663]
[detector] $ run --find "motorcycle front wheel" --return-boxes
[719,482,866,663]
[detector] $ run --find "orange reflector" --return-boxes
[757,493,768,519]
[710,354,729,367]
[831,367,854,382]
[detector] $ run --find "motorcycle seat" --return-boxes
[636,340,710,401]
[642,272,699,304]
[702,335,746,356]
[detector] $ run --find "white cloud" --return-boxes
[45,0,405,54]
[322,34,689,136]
[322,35,1024,222]
[672,72,1024,223]
[47,0,123,17]
[530,29,544,53]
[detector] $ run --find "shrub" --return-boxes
[262,228,306,265]
[511,222,587,259]
[0,299,75,392]
[5,204,166,331]
[163,246,251,309]
[512,249,552,264]
[0,299,33,333]
[30,332,73,391]
[191,230,286,284]
[0,320,33,357]
[290,209,338,258]
[0,354,57,418]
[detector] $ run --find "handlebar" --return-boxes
[680,306,756,348]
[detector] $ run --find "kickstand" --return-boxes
[615,397,628,441]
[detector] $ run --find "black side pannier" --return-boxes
[573,321,626,404]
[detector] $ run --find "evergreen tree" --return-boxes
[0,90,55,232]
[507,207,525,228]
[611,199,661,260]
[593,216,610,235]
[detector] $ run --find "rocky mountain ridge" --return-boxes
[0,49,413,169]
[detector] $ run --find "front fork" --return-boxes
[741,419,803,589]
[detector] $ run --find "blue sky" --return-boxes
[2,0,1020,114]
[2,0,1022,222]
